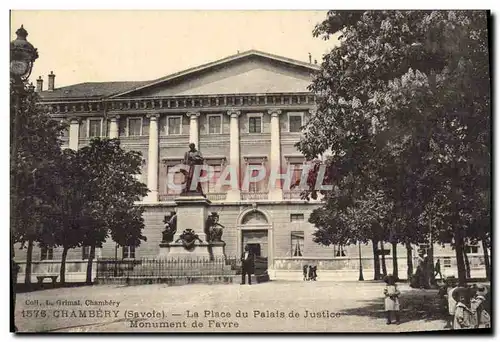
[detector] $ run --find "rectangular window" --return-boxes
[128,118,142,136]
[291,231,304,257]
[289,114,303,132]
[247,164,263,192]
[88,119,102,137]
[334,245,347,257]
[443,257,452,268]
[40,246,54,261]
[168,117,181,135]
[377,248,391,256]
[82,246,91,260]
[418,243,430,255]
[249,116,262,134]
[208,115,222,134]
[289,163,304,188]
[122,246,136,259]
[465,244,479,254]
[290,213,304,222]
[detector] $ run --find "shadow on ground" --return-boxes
[338,288,448,325]
[15,282,90,293]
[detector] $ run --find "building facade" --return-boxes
[15,50,487,281]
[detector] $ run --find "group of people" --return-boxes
[383,274,490,329]
[442,280,491,329]
[302,264,318,281]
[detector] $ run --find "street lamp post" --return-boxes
[358,241,364,281]
[10,25,38,332]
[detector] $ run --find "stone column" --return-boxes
[109,115,119,139]
[226,109,241,201]
[269,109,283,201]
[187,111,200,147]
[68,118,80,151]
[145,114,159,202]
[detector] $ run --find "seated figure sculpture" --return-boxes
[161,212,177,243]
[205,212,225,242]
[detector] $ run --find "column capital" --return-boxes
[109,114,120,121]
[186,111,200,119]
[69,117,81,124]
[146,113,160,120]
[268,109,282,117]
[226,109,241,118]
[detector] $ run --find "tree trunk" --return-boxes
[463,248,471,279]
[454,233,467,286]
[24,239,34,286]
[391,242,398,279]
[406,242,413,280]
[372,240,381,280]
[60,247,69,285]
[428,217,436,287]
[86,245,96,285]
[380,241,387,277]
[428,245,436,287]
[481,239,490,280]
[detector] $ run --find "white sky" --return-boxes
[10,10,337,88]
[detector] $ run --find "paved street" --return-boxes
[14,280,453,333]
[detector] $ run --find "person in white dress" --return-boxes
[383,275,400,325]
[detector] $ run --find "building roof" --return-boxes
[39,50,319,101]
[39,81,151,100]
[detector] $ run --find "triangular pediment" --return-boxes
[112,50,318,98]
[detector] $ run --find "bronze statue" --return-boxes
[161,212,177,243]
[181,143,205,196]
[205,212,225,242]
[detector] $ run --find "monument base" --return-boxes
[158,242,210,260]
[158,241,226,261]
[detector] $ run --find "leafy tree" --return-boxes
[44,149,90,284]
[298,10,490,285]
[75,138,148,284]
[11,82,65,285]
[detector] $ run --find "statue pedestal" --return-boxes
[158,242,212,260]
[159,195,226,261]
[209,241,226,259]
[173,195,210,241]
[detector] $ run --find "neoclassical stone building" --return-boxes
[16,50,486,281]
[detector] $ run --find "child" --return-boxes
[383,274,401,325]
[453,288,474,329]
[470,285,491,329]
[443,278,458,328]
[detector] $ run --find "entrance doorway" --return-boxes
[241,229,268,274]
[242,230,268,258]
[238,209,273,271]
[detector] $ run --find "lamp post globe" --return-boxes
[10,25,38,82]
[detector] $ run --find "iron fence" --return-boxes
[96,256,268,279]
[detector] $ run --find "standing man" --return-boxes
[182,143,204,195]
[241,245,255,285]
[434,258,444,280]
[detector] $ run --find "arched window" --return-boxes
[241,211,268,225]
